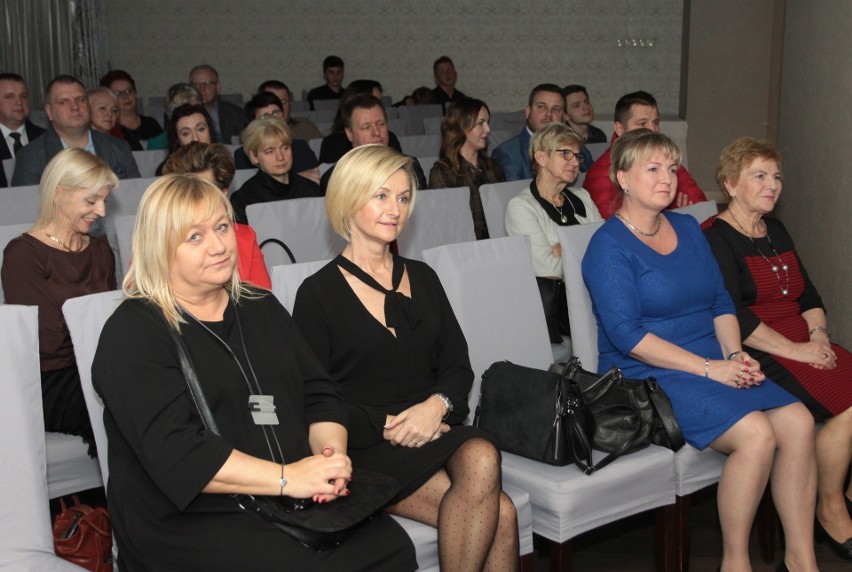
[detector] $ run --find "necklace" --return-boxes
[728,210,790,296]
[550,191,576,224]
[43,230,83,252]
[614,211,662,237]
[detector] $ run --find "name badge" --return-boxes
[248,395,279,425]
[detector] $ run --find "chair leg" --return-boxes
[520,552,536,572]
[655,503,677,572]
[549,538,573,572]
[675,494,692,572]
[757,487,777,563]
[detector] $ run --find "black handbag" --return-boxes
[167,325,398,551]
[473,361,596,472]
[552,358,685,467]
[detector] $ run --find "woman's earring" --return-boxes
[623,187,629,194]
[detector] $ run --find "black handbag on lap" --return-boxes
[474,361,595,472]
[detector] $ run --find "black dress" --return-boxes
[229,170,322,224]
[92,293,416,572]
[293,255,492,501]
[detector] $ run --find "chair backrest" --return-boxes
[585,142,609,163]
[270,259,331,313]
[312,99,340,112]
[246,197,346,269]
[232,168,258,190]
[480,179,531,239]
[418,156,438,179]
[114,214,136,278]
[397,134,441,158]
[290,100,310,113]
[131,149,167,179]
[556,221,604,372]
[0,305,60,566]
[423,116,443,135]
[487,129,515,151]
[0,183,41,226]
[308,138,322,157]
[397,104,444,136]
[2,157,14,182]
[397,186,476,260]
[388,118,407,137]
[672,199,718,225]
[0,222,36,302]
[423,236,553,422]
[101,176,156,278]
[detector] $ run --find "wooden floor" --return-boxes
[530,485,851,571]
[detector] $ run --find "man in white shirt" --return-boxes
[0,73,45,187]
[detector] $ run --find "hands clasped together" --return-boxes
[708,352,765,389]
[286,446,351,504]
[794,337,836,370]
[384,396,450,448]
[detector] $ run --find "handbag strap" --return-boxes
[167,326,221,436]
[645,378,685,451]
[259,238,297,264]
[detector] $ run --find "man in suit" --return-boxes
[0,73,45,187]
[491,84,566,181]
[12,75,140,187]
[189,64,247,144]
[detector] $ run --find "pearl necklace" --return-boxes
[614,211,662,237]
[728,210,790,296]
[549,191,576,224]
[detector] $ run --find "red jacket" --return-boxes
[235,223,271,289]
[583,134,707,219]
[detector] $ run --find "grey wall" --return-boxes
[776,0,852,345]
[103,0,684,114]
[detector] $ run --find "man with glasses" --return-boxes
[492,84,568,181]
[582,90,706,219]
[189,64,247,144]
[257,80,322,141]
[0,73,44,187]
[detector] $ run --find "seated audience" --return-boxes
[705,137,852,561]
[562,85,607,144]
[2,148,117,455]
[88,87,142,150]
[189,64,247,144]
[429,97,505,239]
[12,74,139,186]
[0,72,45,188]
[258,79,323,141]
[238,92,320,183]
[582,90,706,219]
[229,116,322,224]
[162,141,271,289]
[505,122,602,342]
[491,83,566,181]
[393,86,437,108]
[293,145,519,572]
[146,83,201,150]
[319,94,426,194]
[155,103,215,176]
[99,69,163,144]
[91,173,417,571]
[432,56,466,108]
[583,129,818,572]
[319,80,404,164]
[307,55,345,110]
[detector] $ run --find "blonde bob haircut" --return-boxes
[529,122,585,173]
[123,174,244,330]
[241,116,293,161]
[715,137,782,198]
[33,148,119,230]
[325,144,417,241]
[609,128,682,191]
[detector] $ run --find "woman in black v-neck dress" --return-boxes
[294,145,520,572]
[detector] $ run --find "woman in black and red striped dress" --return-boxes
[706,136,852,561]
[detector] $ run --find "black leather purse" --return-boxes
[474,361,596,472]
[167,324,399,551]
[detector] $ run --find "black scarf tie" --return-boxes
[335,255,421,332]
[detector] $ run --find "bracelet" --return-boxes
[279,463,287,496]
[704,358,710,378]
[727,351,743,361]
[808,326,831,338]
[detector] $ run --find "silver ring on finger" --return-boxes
[823,353,829,359]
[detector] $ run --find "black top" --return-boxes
[293,256,490,500]
[432,86,467,108]
[318,131,404,164]
[229,170,322,224]
[129,114,163,141]
[586,124,608,144]
[92,293,415,572]
[320,154,427,195]
[307,84,342,110]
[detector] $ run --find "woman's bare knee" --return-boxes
[768,402,816,446]
[711,411,776,456]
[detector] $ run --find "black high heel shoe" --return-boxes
[815,516,852,561]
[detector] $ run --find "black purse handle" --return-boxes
[645,378,685,451]
[259,238,297,264]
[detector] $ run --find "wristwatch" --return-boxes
[432,393,453,420]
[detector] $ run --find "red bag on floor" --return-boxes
[53,495,113,572]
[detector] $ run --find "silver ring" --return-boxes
[823,353,829,359]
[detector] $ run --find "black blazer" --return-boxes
[1,121,46,187]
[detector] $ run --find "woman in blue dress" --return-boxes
[582,129,818,572]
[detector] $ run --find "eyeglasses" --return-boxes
[192,80,219,90]
[113,87,135,97]
[554,149,584,163]
[260,110,284,119]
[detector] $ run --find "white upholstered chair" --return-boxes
[396,186,475,260]
[114,215,136,278]
[0,305,90,571]
[423,236,677,571]
[0,183,41,226]
[479,179,530,239]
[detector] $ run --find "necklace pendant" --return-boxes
[782,289,789,296]
[560,215,568,223]
[771,265,778,273]
[781,264,788,271]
